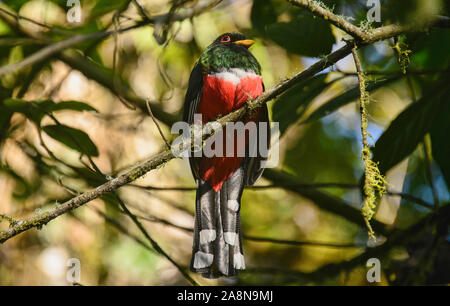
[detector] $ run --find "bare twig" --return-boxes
[287,0,368,40]
[146,99,170,149]
[304,204,450,281]
[287,0,450,42]
[129,208,366,248]
[336,67,450,77]
[92,208,157,255]
[0,40,351,243]
[1,1,446,244]
[0,0,223,77]
[114,193,198,285]
[112,12,136,110]
[131,0,151,21]
[129,181,433,209]
[0,7,70,35]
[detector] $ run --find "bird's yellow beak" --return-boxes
[234,39,255,48]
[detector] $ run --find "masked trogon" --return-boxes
[183,33,270,278]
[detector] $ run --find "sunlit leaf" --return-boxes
[43,124,99,157]
[2,98,97,125]
[0,166,34,199]
[3,98,54,123]
[51,101,98,112]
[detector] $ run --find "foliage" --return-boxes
[0,0,449,286]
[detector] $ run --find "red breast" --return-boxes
[196,68,263,191]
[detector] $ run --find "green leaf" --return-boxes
[272,74,328,135]
[0,165,34,199]
[265,12,335,57]
[410,29,450,70]
[51,101,98,112]
[90,0,130,18]
[3,98,54,124]
[372,81,449,174]
[303,77,399,124]
[2,99,97,124]
[5,0,29,11]
[251,0,278,34]
[43,124,99,157]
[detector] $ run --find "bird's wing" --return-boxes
[244,102,271,186]
[183,62,204,180]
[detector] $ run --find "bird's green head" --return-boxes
[199,33,261,74]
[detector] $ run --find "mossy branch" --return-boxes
[352,47,388,241]
[0,0,447,245]
[0,213,18,226]
[287,0,450,42]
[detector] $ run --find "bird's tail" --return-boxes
[190,167,245,278]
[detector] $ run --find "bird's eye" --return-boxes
[220,35,231,43]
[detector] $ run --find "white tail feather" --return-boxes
[234,253,245,269]
[199,229,216,244]
[193,251,214,269]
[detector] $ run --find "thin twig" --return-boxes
[45,109,195,285]
[336,67,450,76]
[287,0,368,40]
[1,5,446,244]
[146,99,170,149]
[114,194,198,286]
[287,0,450,42]
[118,205,367,249]
[112,12,136,110]
[0,7,70,35]
[90,207,158,255]
[0,0,224,77]
[131,0,152,21]
[129,182,433,209]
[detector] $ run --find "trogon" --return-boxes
[183,33,270,278]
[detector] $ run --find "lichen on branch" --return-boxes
[391,39,412,74]
[352,47,388,241]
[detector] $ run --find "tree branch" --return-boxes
[130,182,434,210]
[1,4,447,244]
[287,0,450,42]
[287,0,368,40]
[0,0,222,77]
[262,169,389,235]
[244,203,450,282]
[114,193,198,286]
[129,206,367,248]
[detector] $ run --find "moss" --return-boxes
[359,19,374,32]
[354,50,388,241]
[391,41,412,74]
[361,148,388,240]
[310,0,334,12]
[0,214,18,227]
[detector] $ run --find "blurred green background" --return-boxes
[0,0,449,285]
